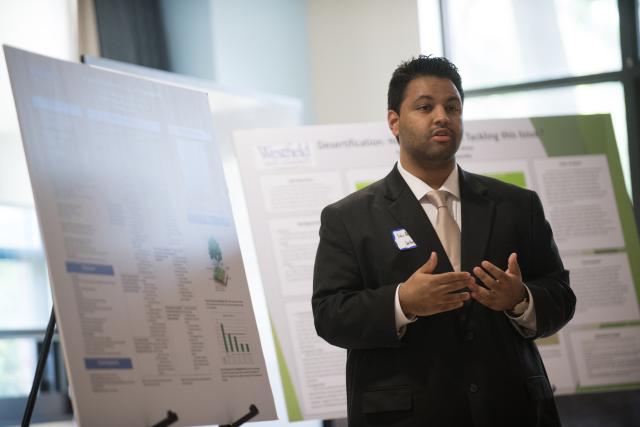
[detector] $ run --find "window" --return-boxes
[443,0,621,89]
[0,0,77,424]
[420,0,637,203]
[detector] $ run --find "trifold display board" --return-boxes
[233,116,640,421]
[5,46,276,426]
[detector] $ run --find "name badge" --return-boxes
[392,228,417,250]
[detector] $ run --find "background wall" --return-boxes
[307,0,420,124]
[160,0,315,123]
[158,0,422,125]
[158,0,215,79]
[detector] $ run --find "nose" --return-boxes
[433,105,449,126]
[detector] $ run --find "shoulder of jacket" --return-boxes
[324,178,385,213]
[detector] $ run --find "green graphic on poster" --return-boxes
[208,237,229,286]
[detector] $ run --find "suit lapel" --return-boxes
[382,165,453,272]
[379,165,495,273]
[459,168,495,272]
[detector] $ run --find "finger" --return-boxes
[436,300,466,313]
[419,251,438,274]
[480,260,508,282]
[430,271,472,285]
[439,291,471,304]
[473,266,499,291]
[469,282,495,306]
[507,252,521,277]
[437,277,475,294]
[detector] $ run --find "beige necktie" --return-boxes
[426,190,461,271]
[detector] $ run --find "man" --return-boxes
[312,56,576,427]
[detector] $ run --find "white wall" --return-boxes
[211,0,314,122]
[159,0,216,80]
[159,0,423,126]
[307,0,421,124]
[160,0,314,123]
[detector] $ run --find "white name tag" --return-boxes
[392,228,417,250]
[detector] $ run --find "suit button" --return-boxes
[469,383,479,393]
[465,331,475,341]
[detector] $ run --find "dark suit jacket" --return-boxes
[312,165,576,427]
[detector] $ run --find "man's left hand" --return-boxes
[469,253,526,312]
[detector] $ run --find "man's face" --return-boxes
[388,76,463,168]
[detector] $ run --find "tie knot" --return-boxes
[426,190,449,208]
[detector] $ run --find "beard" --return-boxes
[400,133,461,167]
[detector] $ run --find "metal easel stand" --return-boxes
[220,405,259,427]
[22,307,57,427]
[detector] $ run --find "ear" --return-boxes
[387,110,400,138]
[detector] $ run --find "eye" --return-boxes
[417,104,433,112]
[446,105,460,113]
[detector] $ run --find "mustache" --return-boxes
[431,127,452,136]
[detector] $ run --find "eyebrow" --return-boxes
[412,95,461,103]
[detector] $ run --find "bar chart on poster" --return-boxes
[4,45,276,427]
[233,115,640,420]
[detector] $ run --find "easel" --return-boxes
[22,307,259,427]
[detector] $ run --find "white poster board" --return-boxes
[5,46,276,426]
[233,116,640,420]
[80,55,323,427]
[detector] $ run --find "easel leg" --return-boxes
[22,307,56,427]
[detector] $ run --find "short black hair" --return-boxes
[387,55,464,113]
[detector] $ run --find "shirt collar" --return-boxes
[397,160,460,202]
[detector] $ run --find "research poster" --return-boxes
[5,46,276,426]
[79,55,326,427]
[233,115,640,420]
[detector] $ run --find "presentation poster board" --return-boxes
[79,56,325,427]
[5,46,276,426]
[233,115,640,420]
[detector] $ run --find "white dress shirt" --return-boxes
[393,161,537,337]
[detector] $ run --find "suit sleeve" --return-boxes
[312,203,402,349]
[525,191,576,338]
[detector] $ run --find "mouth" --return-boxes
[431,128,452,142]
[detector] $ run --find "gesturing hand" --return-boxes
[398,251,474,318]
[469,253,527,312]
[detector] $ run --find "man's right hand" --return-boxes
[398,251,474,317]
